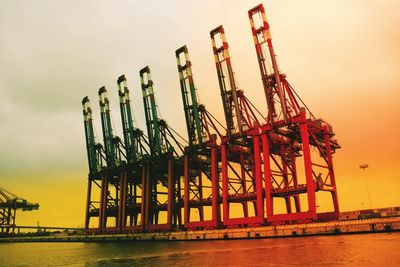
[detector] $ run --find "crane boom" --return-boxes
[98,87,117,169]
[117,75,138,164]
[82,97,99,175]
[210,25,243,137]
[0,186,39,210]
[210,25,260,138]
[176,45,204,148]
[117,75,150,163]
[140,66,163,156]
[248,4,301,125]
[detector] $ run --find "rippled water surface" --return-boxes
[0,233,399,266]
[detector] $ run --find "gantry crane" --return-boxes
[117,75,150,231]
[140,66,185,231]
[97,87,127,232]
[176,45,224,229]
[210,25,265,227]
[248,4,340,223]
[0,186,39,234]
[82,97,107,232]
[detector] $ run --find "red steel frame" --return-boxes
[249,4,340,224]
[183,136,221,229]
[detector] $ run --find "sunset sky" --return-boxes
[0,0,399,227]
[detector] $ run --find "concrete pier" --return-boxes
[0,217,399,243]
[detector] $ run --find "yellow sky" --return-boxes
[1,0,399,227]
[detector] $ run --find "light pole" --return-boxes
[359,164,372,209]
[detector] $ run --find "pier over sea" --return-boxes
[0,217,399,243]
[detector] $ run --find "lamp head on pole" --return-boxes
[359,164,369,171]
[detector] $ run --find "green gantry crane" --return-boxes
[116,75,149,229]
[139,66,185,230]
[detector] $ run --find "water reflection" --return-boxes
[0,233,399,266]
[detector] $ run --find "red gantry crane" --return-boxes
[248,4,340,223]
[210,25,265,227]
